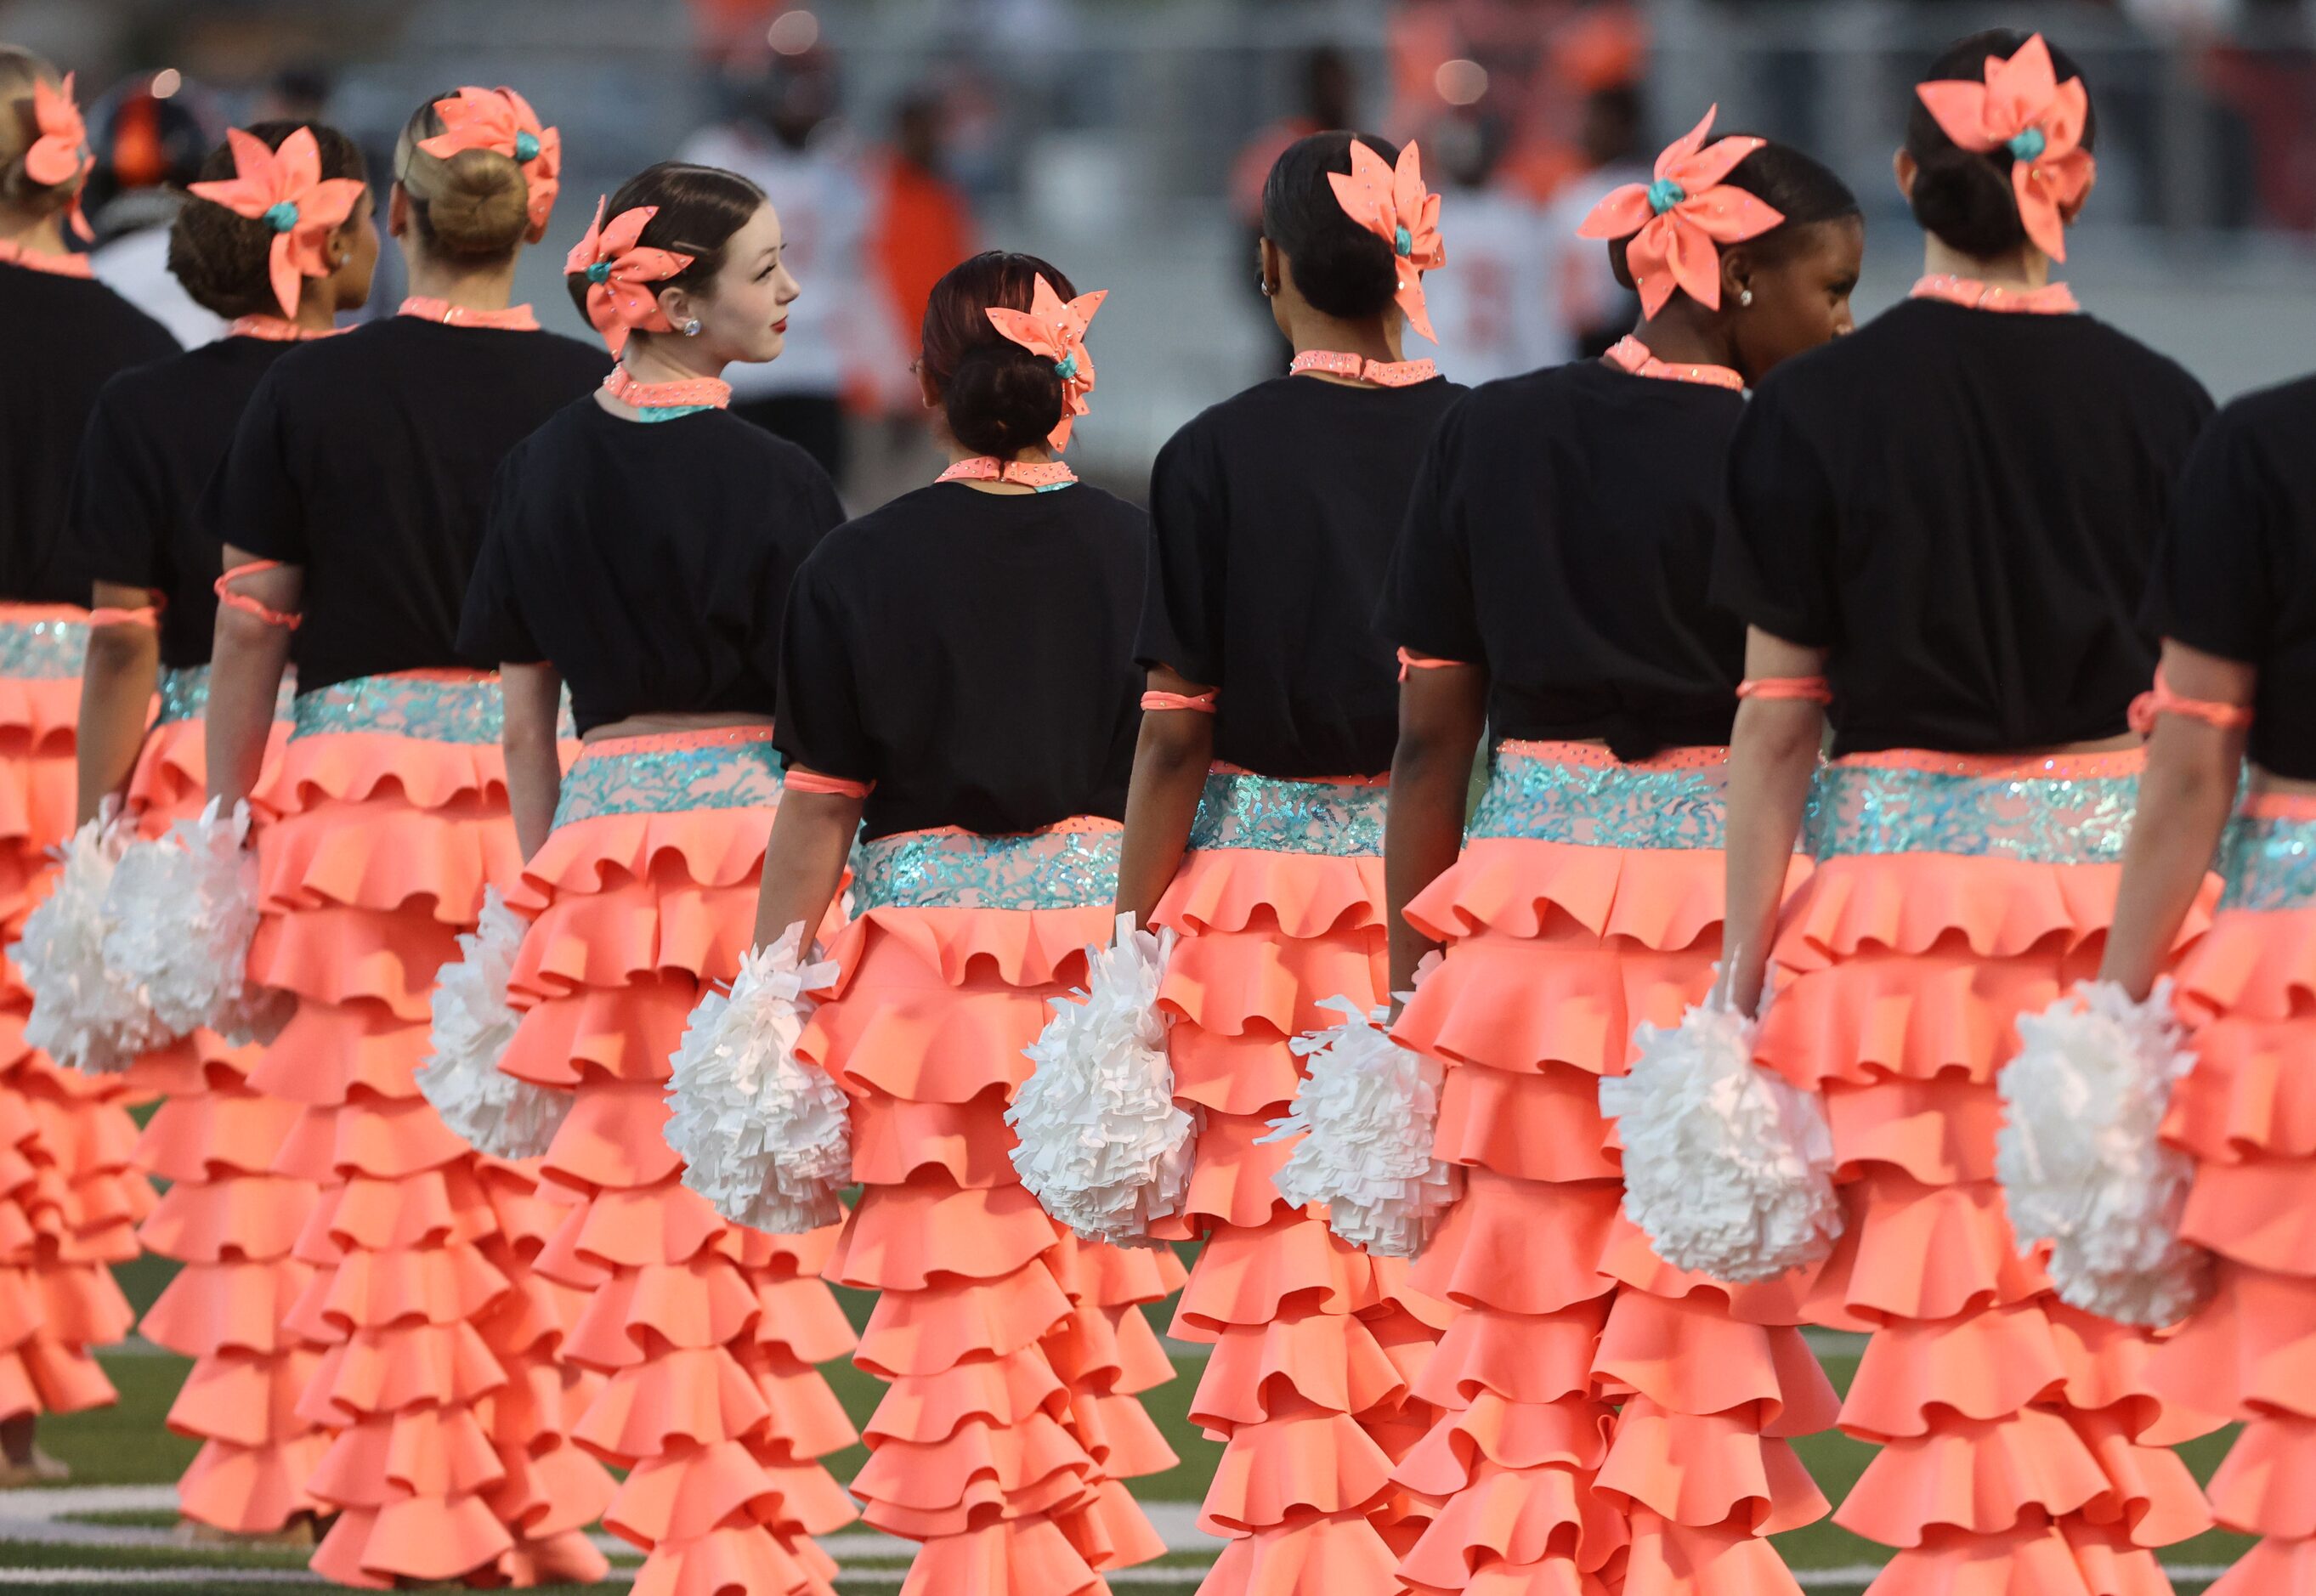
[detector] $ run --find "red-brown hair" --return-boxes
[920,250,1079,458]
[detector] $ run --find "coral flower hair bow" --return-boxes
[985,274,1107,450]
[25,72,94,241]
[1915,33,2094,262]
[188,127,368,317]
[564,197,694,355]
[1328,139,1446,342]
[419,86,562,234]
[1579,105,1781,319]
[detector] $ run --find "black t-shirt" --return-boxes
[1716,297,2213,755]
[207,316,609,691]
[461,399,845,733]
[1377,359,1750,759]
[2143,374,2316,780]
[0,261,179,603]
[1139,373,1464,778]
[775,481,1147,840]
[74,336,301,667]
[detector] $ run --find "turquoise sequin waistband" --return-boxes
[291,672,501,744]
[1803,757,2138,866]
[0,615,87,681]
[553,731,784,829]
[1468,743,1731,851]
[1186,767,1388,857]
[852,821,1122,913]
[156,665,210,727]
[2217,808,2316,913]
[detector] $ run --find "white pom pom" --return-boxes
[20,815,173,1072]
[1997,979,2211,1327]
[1262,996,1460,1259]
[1600,993,1843,1283]
[415,888,567,1160]
[664,925,851,1235]
[1009,914,1195,1247]
[103,799,287,1047]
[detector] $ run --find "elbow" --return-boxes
[1736,702,1825,768]
[212,607,285,663]
[1136,715,1212,777]
[83,625,156,677]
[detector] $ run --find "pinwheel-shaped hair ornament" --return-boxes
[419,86,562,235]
[1916,33,2094,263]
[1579,106,1782,320]
[1327,139,1446,343]
[24,71,94,241]
[187,127,368,318]
[984,274,1107,451]
[563,196,694,355]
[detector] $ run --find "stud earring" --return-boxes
[682,318,703,337]
[1738,289,1754,307]
[1258,275,1273,297]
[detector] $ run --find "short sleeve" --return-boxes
[457,467,544,666]
[774,554,878,786]
[1374,401,1485,665]
[2143,406,2275,665]
[1713,376,1843,648]
[71,384,172,594]
[746,448,848,688]
[1136,427,1227,684]
[205,371,309,564]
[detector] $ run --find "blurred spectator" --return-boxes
[682,44,875,483]
[863,90,975,415]
[1421,108,1559,385]
[84,71,227,348]
[254,63,332,123]
[1232,48,1356,372]
[1536,83,1645,360]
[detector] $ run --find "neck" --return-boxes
[1630,302,1738,377]
[946,438,1055,469]
[292,287,339,333]
[0,210,67,254]
[1283,308,1401,370]
[620,331,728,386]
[403,249,521,314]
[1922,235,2048,290]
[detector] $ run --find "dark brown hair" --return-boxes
[561,161,767,323]
[169,121,368,318]
[920,251,1079,459]
[1905,31,2098,259]
[1260,131,1403,320]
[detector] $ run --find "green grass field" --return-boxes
[4,1260,2254,1596]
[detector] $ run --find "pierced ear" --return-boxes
[655,284,689,328]
[1256,236,1283,298]
[1719,246,1753,308]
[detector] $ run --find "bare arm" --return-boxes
[1386,662,1488,993]
[1113,665,1215,930]
[76,582,161,825]
[205,547,300,810]
[500,662,565,863]
[752,788,864,953]
[2100,642,2251,1001]
[1721,629,1830,1015]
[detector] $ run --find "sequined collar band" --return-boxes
[1289,349,1440,388]
[937,456,1078,491]
[228,315,344,342]
[1603,335,1744,390]
[1910,274,2079,314]
[603,364,731,417]
[0,238,93,279]
[398,296,541,331]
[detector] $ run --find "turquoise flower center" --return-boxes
[263,201,299,233]
[2007,127,2047,162]
[1053,353,1079,382]
[1394,224,1413,257]
[514,130,541,162]
[1646,178,1686,215]
[586,260,611,284]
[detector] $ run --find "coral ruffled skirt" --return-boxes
[1390,742,1835,1596]
[1762,750,2217,1594]
[245,671,614,1587]
[1153,766,1448,1593]
[2150,791,2316,1595]
[500,727,860,1596]
[127,666,329,1532]
[800,818,1182,1596]
[0,604,148,1427]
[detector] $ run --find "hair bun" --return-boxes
[944,342,1065,459]
[1907,142,2028,260]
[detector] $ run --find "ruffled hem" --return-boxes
[1404,836,1768,953]
[1158,846,1385,939]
